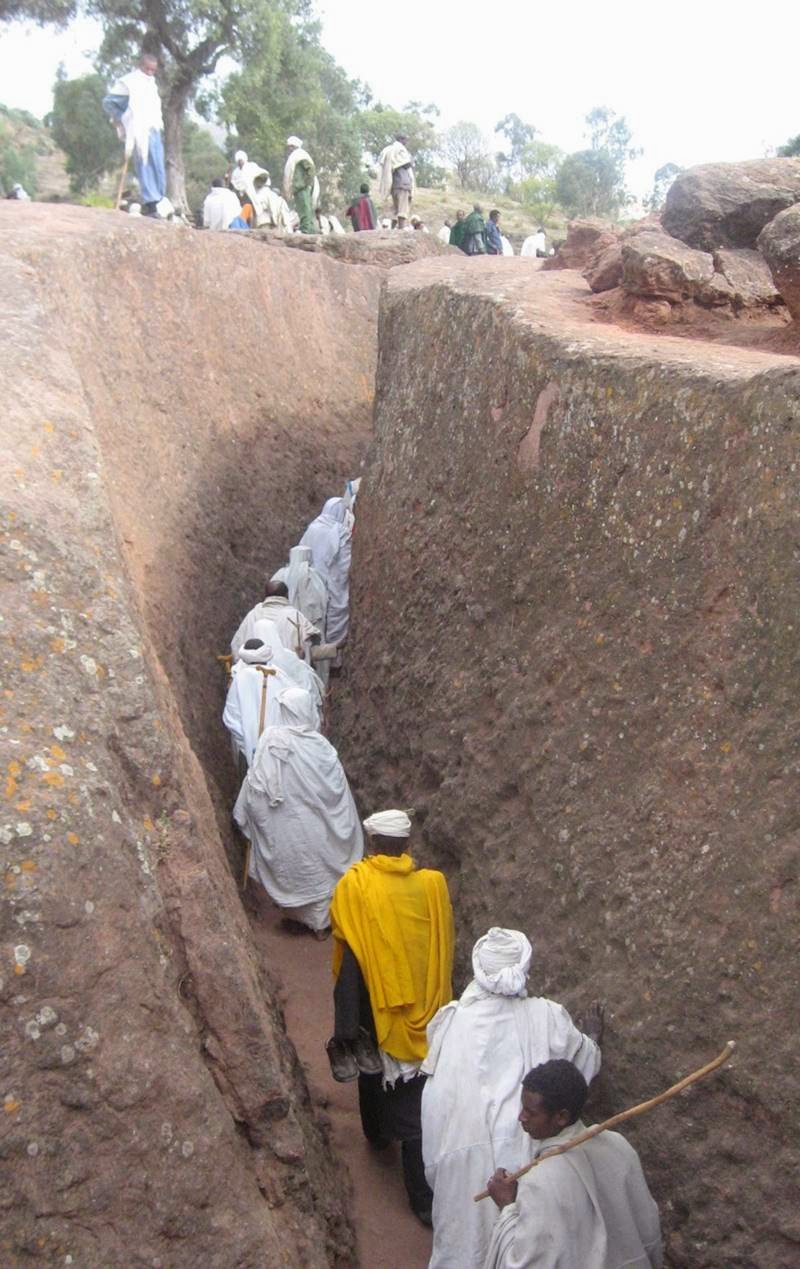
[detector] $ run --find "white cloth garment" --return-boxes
[222,643,301,766]
[521,232,546,258]
[363,809,411,838]
[501,235,514,256]
[421,928,601,1269]
[203,186,242,231]
[438,225,452,244]
[282,145,320,209]
[231,596,319,661]
[247,168,294,231]
[251,620,324,721]
[230,153,262,194]
[299,497,352,645]
[233,687,363,929]
[378,140,416,199]
[108,68,163,163]
[484,1121,663,1269]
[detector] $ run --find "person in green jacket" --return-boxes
[282,135,318,234]
[449,209,466,249]
[461,204,487,256]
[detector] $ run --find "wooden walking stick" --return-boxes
[241,665,276,889]
[115,151,130,211]
[288,616,303,657]
[473,1040,736,1202]
[216,653,233,678]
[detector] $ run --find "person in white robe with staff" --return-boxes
[421,928,603,1269]
[223,637,322,772]
[300,498,352,647]
[231,580,321,662]
[102,51,166,215]
[234,687,363,936]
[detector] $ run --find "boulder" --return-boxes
[662,158,800,250]
[758,205,800,320]
[712,247,783,309]
[543,218,620,271]
[583,242,623,293]
[621,229,714,301]
[274,228,457,267]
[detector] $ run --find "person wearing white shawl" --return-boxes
[421,928,603,1269]
[222,637,315,772]
[300,497,352,646]
[485,1060,662,1269]
[103,53,166,212]
[282,137,320,234]
[233,686,363,933]
[230,150,262,194]
[231,580,320,662]
[379,134,415,228]
[246,167,295,231]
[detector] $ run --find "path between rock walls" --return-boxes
[248,889,433,1269]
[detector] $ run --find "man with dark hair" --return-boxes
[485,209,503,255]
[461,204,488,256]
[327,809,454,1226]
[346,182,378,231]
[231,579,322,661]
[103,51,166,215]
[449,209,467,249]
[486,1059,662,1268]
[379,133,415,229]
[202,177,242,231]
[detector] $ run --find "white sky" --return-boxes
[1,1,797,201]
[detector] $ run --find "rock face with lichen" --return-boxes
[662,157,800,250]
[0,203,388,1266]
[333,255,800,1269]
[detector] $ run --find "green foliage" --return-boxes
[441,121,497,192]
[555,148,619,218]
[0,117,38,195]
[646,161,683,212]
[46,70,120,193]
[508,140,562,220]
[778,134,800,157]
[80,190,114,206]
[358,102,443,188]
[183,119,227,218]
[495,113,537,189]
[0,0,76,23]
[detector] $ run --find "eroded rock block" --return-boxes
[543,218,621,271]
[662,157,800,250]
[758,205,800,320]
[621,229,714,301]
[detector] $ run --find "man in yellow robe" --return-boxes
[328,808,454,1226]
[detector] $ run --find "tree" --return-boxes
[358,102,444,188]
[646,161,683,212]
[778,134,800,157]
[555,149,619,217]
[0,122,38,196]
[495,113,536,189]
[441,121,497,192]
[510,140,563,221]
[46,68,120,193]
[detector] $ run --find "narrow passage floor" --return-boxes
[249,889,433,1268]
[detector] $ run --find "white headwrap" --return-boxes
[286,135,303,148]
[238,639,273,665]
[471,928,532,998]
[363,809,411,838]
[234,150,247,163]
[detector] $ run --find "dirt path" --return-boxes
[249,891,433,1269]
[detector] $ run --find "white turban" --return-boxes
[363,809,411,838]
[234,150,247,164]
[238,639,273,665]
[286,135,303,148]
[472,928,532,997]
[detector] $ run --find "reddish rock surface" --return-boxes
[662,157,800,250]
[333,255,800,1269]
[583,242,623,293]
[0,203,382,1266]
[758,204,800,321]
[621,229,714,301]
[272,227,458,267]
[543,217,620,270]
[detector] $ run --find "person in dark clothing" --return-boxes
[346,182,378,231]
[485,209,503,255]
[461,204,487,255]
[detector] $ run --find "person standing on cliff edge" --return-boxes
[326,809,454,1227]
[282,136,319,233]
[379,133,415,230]
[103,51,166,216]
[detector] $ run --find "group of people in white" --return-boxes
[223,483,362,935]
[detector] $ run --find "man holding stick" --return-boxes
[485,1060,662,1268]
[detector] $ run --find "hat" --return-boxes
[286,135,303,148]
[363,809,411,838]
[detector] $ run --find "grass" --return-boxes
[407,185,569,249]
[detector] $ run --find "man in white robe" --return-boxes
[485,1060,662,1269]
[233,687,363,933]
[222,638,304,768]
[102,52,166,213]
[282,136,320,234]
[231,580,320,661]
[230,150,262,195]
[300,497,352,646]
[247,168,294,231]
[520,229,547,258]
[422,929,602,1269]
[202,178,242,231]
[379,134,415,229]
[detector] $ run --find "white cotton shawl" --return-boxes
[251,621,324,721]
[484,1124,663,1269]
[421,988,601,1269]
[109,68,163,162]
[378,141,414,198]
[222,654,298,765]
[286,545,327,630]
[299,498,352,645]
[233,690,363,913]
[282,147,320,208]
[231,597,319,660]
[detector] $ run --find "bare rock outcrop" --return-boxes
[543,217,620,271]
[1,204,379,1266]
[271,227,457,267]
[334,253,800,1269]
[621,229,714,301]
[757,204,800,320]
[662,157,800,250]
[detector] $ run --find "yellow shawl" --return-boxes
[331,854,454,1062]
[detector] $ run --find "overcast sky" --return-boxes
[1,1,797,201]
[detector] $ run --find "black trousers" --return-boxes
[334,946,432,1214]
